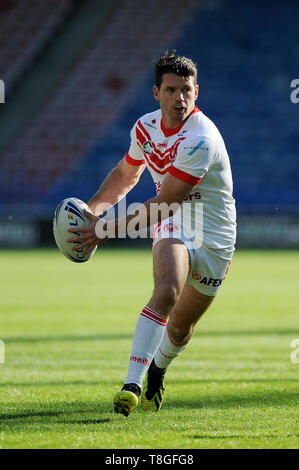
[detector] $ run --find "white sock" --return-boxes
[154,325,186,369]
[124,305,167,389]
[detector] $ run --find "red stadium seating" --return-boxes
[0,0,198,201]
[0,0,72,91]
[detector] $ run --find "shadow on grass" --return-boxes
[0,401,114,426]
[0,388,298,430]
[167,389,299,410]
[0,410,65,420]
[3,328,298,345]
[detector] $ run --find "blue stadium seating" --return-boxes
[44,0,299,215]
[1,0,299,216]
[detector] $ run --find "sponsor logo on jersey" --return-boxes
[144,121,157,129]
[192,271,202,280]
[191,270,225,287]
[164,223,179,232]
[142,140,153,156]
[157,142,168,148]
[184,141,209,153]
[184,191,201,201]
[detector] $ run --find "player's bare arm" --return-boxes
[88,157,146,215]
[66,157,145,255]
[67,174,194,255]
[112,173,194,235]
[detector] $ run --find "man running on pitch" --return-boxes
[68,51,236,416]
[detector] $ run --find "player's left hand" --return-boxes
[67,209,108,256]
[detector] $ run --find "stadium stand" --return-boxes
[0,0,73,93]
[45,0,299,216]
[0,0,119,159]
[0,0,199,215]
[0,0,298,227]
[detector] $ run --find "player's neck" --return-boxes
[161,114,185,130]
[160,118,184,138]
[160,106,196,131]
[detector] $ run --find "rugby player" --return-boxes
[68,51,237,417]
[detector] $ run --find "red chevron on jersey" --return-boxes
[138,120,185,159]
[136,120,185,174]
[126,106,236,251]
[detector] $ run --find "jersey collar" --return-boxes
[160,105,200,137]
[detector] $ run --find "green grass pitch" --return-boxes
[0,248,298,449]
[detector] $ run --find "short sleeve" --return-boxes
[125,122,145,166]
[168,137,216,185]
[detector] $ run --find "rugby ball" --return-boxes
[53,197,97,263]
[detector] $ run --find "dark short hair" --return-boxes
[154,50,198,88]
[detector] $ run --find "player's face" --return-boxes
[153,73,198,129]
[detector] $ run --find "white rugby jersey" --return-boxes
[125,106,236,251]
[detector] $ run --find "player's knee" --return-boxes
[154,281,180,312]
[168,323,193,345]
